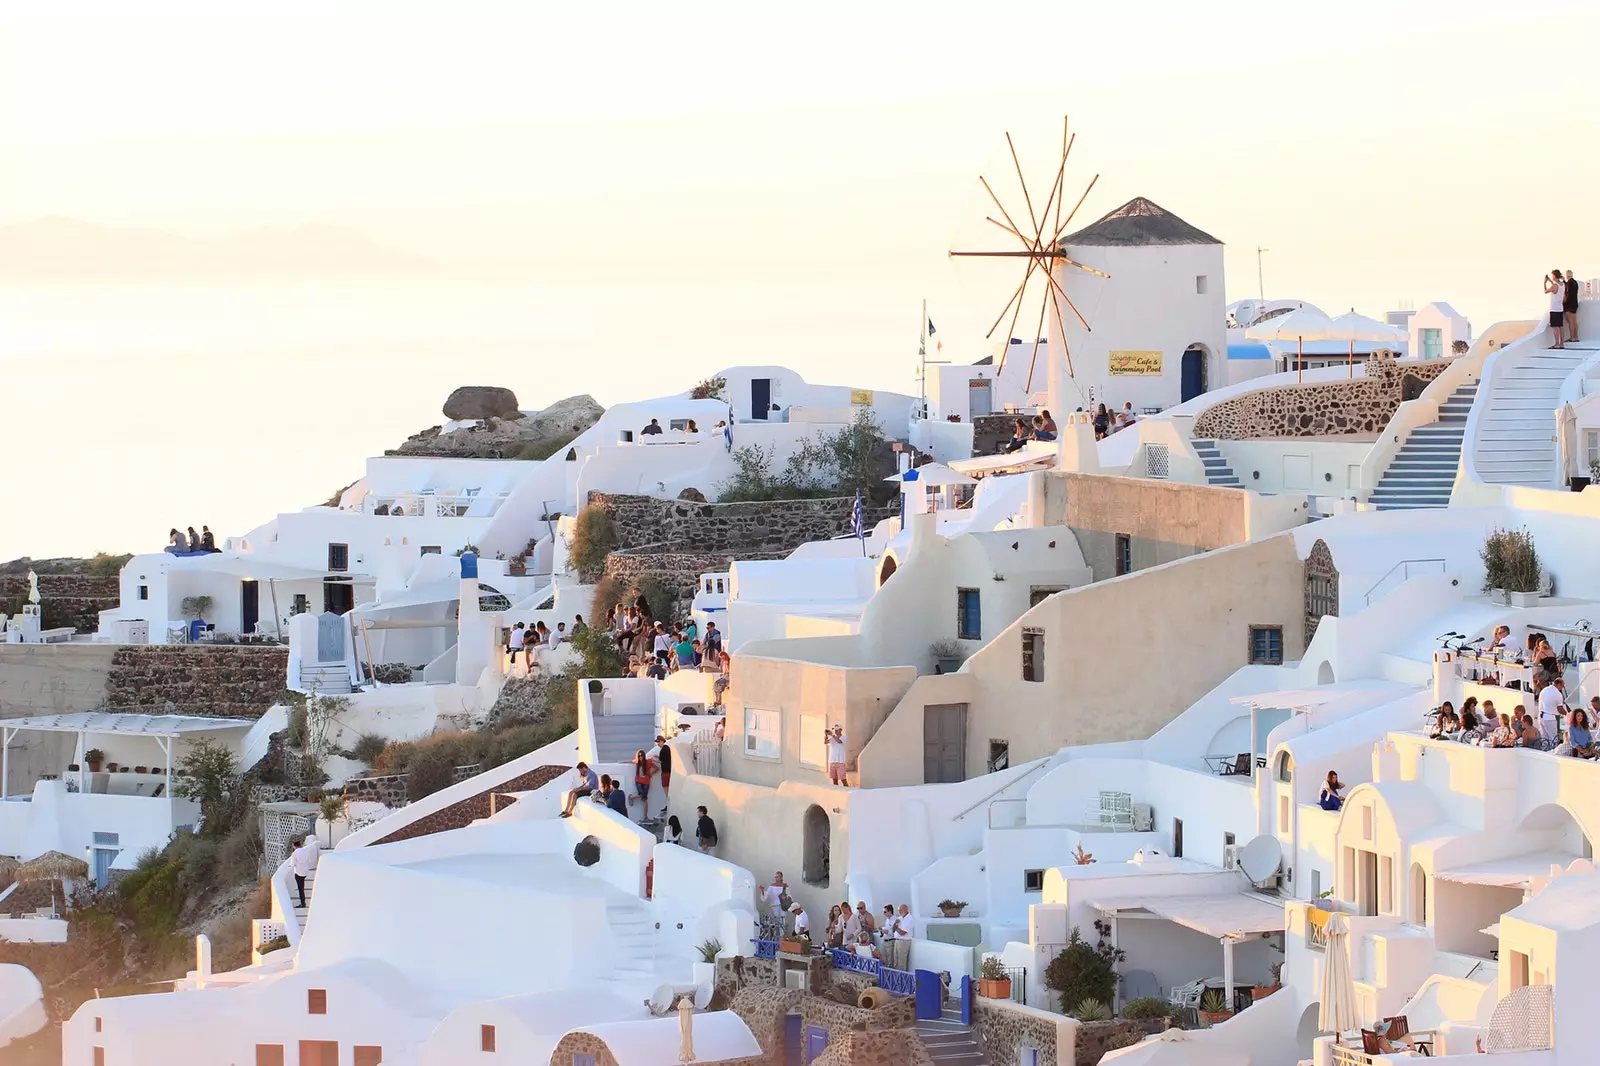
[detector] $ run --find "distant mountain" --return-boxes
[0,216,431,277]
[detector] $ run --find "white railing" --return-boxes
[1459,319,1550,491]
[1330,1045,1373,1066]
[1363,558,1446,607]
[362,490,511,518]
[951,760,1052,822]
[268,859,303,948]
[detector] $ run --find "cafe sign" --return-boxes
[850,389,874,405]
[1109,350,1163,376]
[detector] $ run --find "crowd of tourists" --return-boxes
[163,525,219,554]
[756,871,919,969]
[1431,628,1597,758]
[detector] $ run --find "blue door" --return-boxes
[804,1025,829,1064]
[914,969,942,1020]
[960,974,973,1024]
[1181,348,1205,402]
[784,1014,802,1066]
[751,378,772,420]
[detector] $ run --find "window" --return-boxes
[1028,585,1064,608]
[94,1018,102,1033]
[987,739,1009,774]
[1275,751,1294,782]
[744,708,781,760]
[1362,805,1374,842]
[716,579,725,594]
[1248,626,1284,665]
[1196,274,1208,295]
[1114,534,1132,577]
[299,1041,339,1066]
[799,713,826,769]
[307,988,327,1014]
[94,1049,105,1066]
[255,1047,285,1066]
[1021,627,1044,683]
[137,585,148,601]
[1023,869,1045,892]
[354,1047,383,1066]
[1172,818,1184,858]
[1586,429,1600,471]
[292,593,309,615]
[481,1025,497,1053]
[327,544,349,572]
[1420,327,1443,360]
[420,545,442,556]
[956,588,981,640]
[1224,831,1236,847]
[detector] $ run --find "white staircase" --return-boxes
[914,1001,990,1065]
[299,664,352,694]
[1470,343,1594,486]
[1368,382,1477,509]
[605,898,658,983]
[592,713,659,763]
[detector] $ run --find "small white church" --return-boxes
[1049,196,1226,414]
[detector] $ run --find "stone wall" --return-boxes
[371,763,568,845]
[731,986,808,1059]
[810,1029,934,1066]
[972,996,1071,1066]
[342,773,409,807]
[1073,1019,1168,1066]
[587,492,898,556]
[104,645,289,717]
[1304,537,1339,646]
[1192,355,1450,440]
[0,572,119,633]
[603,550,748,619]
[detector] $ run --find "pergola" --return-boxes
[1091,891,1287,1009]
[0,711,253,803]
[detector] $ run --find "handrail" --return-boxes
[1363,559,1446,607]
[952,760,1051,822]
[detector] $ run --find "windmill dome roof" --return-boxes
[1061,197,1221,248]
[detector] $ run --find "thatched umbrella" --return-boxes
[16,850,89,882]
[0,855,19,889]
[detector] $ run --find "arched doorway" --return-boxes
[878,555,898,587]
[803,805,830,887]
[1317,661,1336,685]
[1181,344,1210,403]
[1410,862,1427,925]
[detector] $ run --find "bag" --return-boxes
[779,890,794,913]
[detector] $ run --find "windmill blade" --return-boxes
[979,176,1036,254]
[1005,132,1043,248]
[985,215,1032,246]
[1024,287,1051,394]
[1054,118,1071,237]
[1044,266,1074,379]
[996,260,1038,371]
[1058,255,1111,280]
[1033,125,1074,251]
[984,267,1035,340]
[1050,173,1100,246]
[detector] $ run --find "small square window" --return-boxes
[94,1017,102,1033]
[1023,869,1045,892]
[354,1047,383,1066]
[307,988,327,1014]
[136,585,148,601]
[1114,534,1132,577]
[1196,275,1208,295]
[328,544,349,572]
[481,1024,497,1052]
[420,545,442,556]
[1249,625,1284,665]
[956,588,981,640]
[255,1046,285,1066]
[1224,831,1236,847]
[1021,627,1044,683]
[987,739,1009,774]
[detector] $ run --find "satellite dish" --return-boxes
[649,984,675,1016]
[694,982,713,1009]
[1238,835,1283,887]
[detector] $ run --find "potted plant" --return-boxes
[937,899,968,918]
[84,749,104,773]
[694,937,722,987]
[930,638,966,675]
[978,955,1012,999]
[778,931,812,956]
[1499,528,1542,607]
[1197,988,1232,1026]
[1252,963,1283,1001]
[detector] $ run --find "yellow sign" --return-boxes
[1109,350,1163,376]
[850,389,874,405]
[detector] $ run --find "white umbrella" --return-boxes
[1329,311,1405,379]
[1099,1026,1253,1066]
[885,462,977,487]
[1318,911,1360,1036]
[1245,307,1336,384]
[1558,403,1578,483]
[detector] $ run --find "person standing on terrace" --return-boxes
[1537,677,1569,747]
[1546,270,1567,349]
[826,724,849,786]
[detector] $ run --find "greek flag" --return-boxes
[851,489,865,540]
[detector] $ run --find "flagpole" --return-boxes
[919,299,927,418]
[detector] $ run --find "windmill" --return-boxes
[949,117,1109,398]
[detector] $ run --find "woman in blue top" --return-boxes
[1566,709,1595,758]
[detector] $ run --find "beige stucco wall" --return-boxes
[0,644,117,793]
[857,532,1308,786]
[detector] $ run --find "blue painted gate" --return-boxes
[804,1024,829,1065]
[784,1014,802,1066]
[960,974,973,1024]
[914,968,942,1020]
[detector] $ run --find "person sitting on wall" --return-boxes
[1565,709,1596,758]
[602,776,630,816]
[1319,771,1345,811]
[507,622,527,665]
[1002,418,1033,454]
[391,505,405,516]
[712,651,731,706]
[640,418,664,436]
[663,814,684,845]
[1490,713,1517,748]
[165,528,189,553]
[1038,409,1057,436]
[646,656,668,681]
[560,761,599,817]
[200,525,219,552]
[1427,701,1455,740]
[1030,415,1056,442]
[686,419,699,433]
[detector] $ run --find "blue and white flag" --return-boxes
[851,489,865,540]
[927,318,937,336]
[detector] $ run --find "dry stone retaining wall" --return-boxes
[0,572,118,633]
[371,763,568,844]
[587,492,896,555]
[1193,355,1449,440]
[104,645,288,718]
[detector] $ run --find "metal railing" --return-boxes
[1330,1046,1373,1066]
[999,965,1027,1004]
[1363,558,1446,606]
[751,938,778,959]
[952,760,1051,822]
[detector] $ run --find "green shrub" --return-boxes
[627,573,677,623]
[350,733,388,764]
[570,626,625,678]
[516,430,581,462]
[1481,526,1541,593]
[406,746,458,802]
[1072,999,1110,1021]
[258,934,291,955]
[215,817,263,887]
[1043,925,1124,1014]
[1121,996,1169,1019]
[568,505,618,580]
[86,552,132,578]
[591,573,625,622]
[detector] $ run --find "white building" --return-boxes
[1409,301,1472,361]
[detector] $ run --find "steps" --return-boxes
[289,868,317,931]
[1367,382,1476,510]
[605,899,658,983]
[1470,344,1594,486]
[914,1003,990,1065]
[591,713,659,763]
[1189,439,1242,488]
[299,664,352,695]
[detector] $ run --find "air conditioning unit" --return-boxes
[1131,803,1154,832]
[1222,844,1242,871]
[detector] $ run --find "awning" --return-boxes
[0,712,253,736]
[948,450,1056,478]
[1436,852,1583,888]
[1228,686,1397,712]
[166,554,374,584]
[1091,893,1286,938]
[885,462,977,486]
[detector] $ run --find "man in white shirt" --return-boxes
[890,905,916,970]
[507,623,526,666]
[790,903,810,940]
[1538,677,1568,746]
[290,836,320,909]
[826,725,849,787]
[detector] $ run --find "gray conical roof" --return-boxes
[1061,197,1221,247]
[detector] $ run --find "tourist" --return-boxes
[1490,713,1516,748]
[1038,409,1057,437]
[560,761,599,817]
[1566,709,1595,758]
[1121,401,1137,428]
[686,419,699,433]
[1319,771,1345,811]
[713,717,726,741]
[1002,418,1032,454]
[290,836,319,909]
[703,621,723,659]
[652,735,673,817]
[1516,710,1542,748]
[760,872,789,922]
[165,528,189,554]
[841,900,861,941]
[712,651,731,708]
[553,622,568,645]
[826,906,846,948]
[1546,270,1567,349]
[200,525,218,552]
[791,903,810,940]
[571,613,587,635]
[1458,700,1481,739]
[633,749,653,809]
[888,906,915,970]
[664,814,684,845]
[674,630,696,670]
[853,930,882,962]
[646,656,668,681]
[1564,269,1581,345]
[391,505,405,516]
[1537,676,1568,747]
[1428,701,1455,740]
[826,724,849,787]
[186,526,201,554]
[534,621,550,646]
[507,622,527,665]
[652,622,673,663]
[1487,624,1512,652]
[695,805,718,853]
[641,418,664,436]
[1093,403,1110,440]
[603,777,630,816]
[1030,415,1055,442]
[855,901,876,939]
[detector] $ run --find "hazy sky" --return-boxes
[1,2,1597,559]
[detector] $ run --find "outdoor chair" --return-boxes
[1220,753,1251,777]
[1382,1015,1435,1055]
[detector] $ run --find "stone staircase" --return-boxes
[1367,382,1477,510]
[1470,343,1594,486]
[606,898,658,983]
[288,866,317,933]
[299,664,352,694]
[913,1001,989,1065]
[592,713,659,763]
[1189,439,1242,488]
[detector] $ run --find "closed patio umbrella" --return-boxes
[15,850,89,882]
[1318,911,1360,1037]
[1330,311,1406,379]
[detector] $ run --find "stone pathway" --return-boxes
[913,1001,989,1065]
